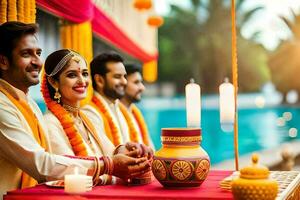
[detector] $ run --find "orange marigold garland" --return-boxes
[119,103,140,143]
[17,0,25,22]
[91,95,122,146]
[131,104,150,146]
[8,0,17,21]
[30,0,36,23]
[41,75,88,156]
[0,0,7,24]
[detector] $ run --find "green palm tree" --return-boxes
[158,0,270,93]
[198,0,269,92]
[269,10,300,102]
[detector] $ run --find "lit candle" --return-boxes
[219,78,235,132]
[185,79,201,127]
[64,167,93,194]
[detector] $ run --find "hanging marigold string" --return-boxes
[41,75,88,156]
[1,0,36,24]
[91,95,123,146]
[231,0,239,171]
[133,0,152,11]
[131,104,151,146]
[7,0,17,21]
[0,0,7,24]
[17,0,24,22]
[147,15,164,27]
[143,60,157,83]
[30,0,36,23]
[24,0,30,22]
[119,103,140,143]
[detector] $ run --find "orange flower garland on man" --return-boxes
[0,21,150,197]
[41,49,153,185]
[83,52,143,146]
[120,63,155,149]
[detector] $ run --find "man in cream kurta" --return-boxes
[83,52,135,146]
[0,22,150,198]
[83,91,133,144]
[0,79,95,197]
[121,63,154,149]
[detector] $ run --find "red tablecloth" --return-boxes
[4,170,234,200]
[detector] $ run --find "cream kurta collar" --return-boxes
[94,91,120,108]
[0,79,28,101]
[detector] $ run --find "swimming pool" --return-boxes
[139,102,300,164]
[36,98,300,165]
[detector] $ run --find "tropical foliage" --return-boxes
[269,10,300,101]
[158,0,270,93]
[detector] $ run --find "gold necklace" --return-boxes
[62,104,90,143]
[63,104,80,116]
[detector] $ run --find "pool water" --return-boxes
[36,100,300,165]
[140,106,300,164]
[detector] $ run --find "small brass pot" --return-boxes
[231,154,278,200]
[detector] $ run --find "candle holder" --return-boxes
[152,128,210,187]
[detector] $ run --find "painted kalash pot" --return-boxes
[151,128,210,187]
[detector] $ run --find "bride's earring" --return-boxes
[54,88,61,103]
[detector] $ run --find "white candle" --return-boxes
[185,79,201,127]
[64,168,93,194]
[219,78,235,132]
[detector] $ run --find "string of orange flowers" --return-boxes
[133,0,152,11]
[1,0,36,24]
[0,0,7,24]
[41,75,88,156]
[30,0,36,23]
[17,0,24,22]
[131,104,150,146]
[118,103,140,143]
[91,96,122,146]
[7,0,17,21]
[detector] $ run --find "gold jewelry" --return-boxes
[54,88,61,103]
[63,104,79,114]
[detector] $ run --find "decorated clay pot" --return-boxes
[152,128,210,187]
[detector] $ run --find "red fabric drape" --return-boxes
[92,7,158,62]
[36,0,158,63]
[36,0,94,23]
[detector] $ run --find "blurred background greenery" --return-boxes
[156,0,300,102]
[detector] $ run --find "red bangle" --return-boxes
[107,156,114,175]
[102,156,114,175]
[113,144,124,155]
[92,156,101,186]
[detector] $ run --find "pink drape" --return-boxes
[36,0,94,23]
[92,7,157,62]
[36,0,157,62]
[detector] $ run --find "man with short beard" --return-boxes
[120,63,154,149]
[84,52,139,146]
